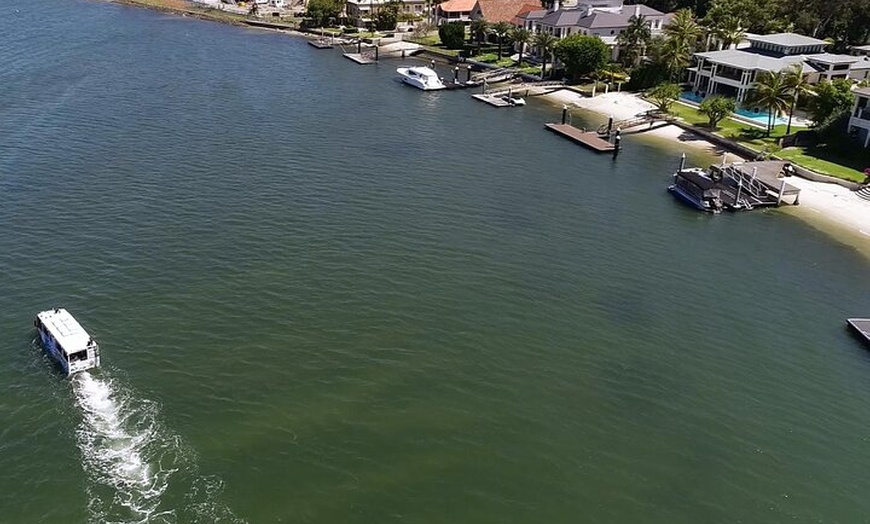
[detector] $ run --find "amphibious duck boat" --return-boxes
[34,308,100,376]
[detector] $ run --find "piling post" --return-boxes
[466,65,472,83]
[375,45,379,61]
[612,135,621,158]
[561,105,567,124]
[679,152,686,172]
[358,39,361,54]
[430,59,436,70]
[777,178,787,206]
[508,87,513,100]
[592,84,596,97]
[453,66,459,83]
[402,49,406,58]
[607,115,613,135]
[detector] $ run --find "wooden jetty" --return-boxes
[343,52,377,64]
[308,39,334,49]
[544,123,615,152]
[472,94,514,107]
[847,318,870,346]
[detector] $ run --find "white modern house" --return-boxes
[688,33,870,103]
[346,0,427,27]
[848,87,870,148]
[852,44,870,57]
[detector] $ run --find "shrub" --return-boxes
[438,22,466,50]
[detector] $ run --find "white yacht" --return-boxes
[396,66,445,91]
[34,308,100,376]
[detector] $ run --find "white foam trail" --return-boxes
[71,371,247,524]
[73,372,176,524]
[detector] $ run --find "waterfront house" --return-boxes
[346,0,427,27]
[848,87,870,148]
[435,0,477,25]
[470,0,540,25]
[515,0,666,59]
[688,33,870,103]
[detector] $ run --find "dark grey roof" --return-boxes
[534,4,664,28]
[577,5,663,28]
[538,9,586,27]
[747,32,826,48]
[519,9,548,21]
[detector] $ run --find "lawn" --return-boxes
[667,101,866,182]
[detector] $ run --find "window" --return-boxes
[69,350,88,362]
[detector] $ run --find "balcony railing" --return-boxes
[855,108,870,121]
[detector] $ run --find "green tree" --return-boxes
[782,63,814,134]
[647,83,681,113]
[306,0,344,27]
[652,35,692,81]
[438,22,466,49]
[532,31,558,79]
[808,79,856,127]
[470,19,489,53]
[508,27,532,66]
[744,71,791,136]
[699,95,736,129]
[663,9,702,47]
[617,15,651,67]
[374,0,402,30]
[554,34,609,81]
[713,15,744,50]
[491,21,513,59]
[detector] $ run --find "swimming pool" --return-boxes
[680,92,788,125]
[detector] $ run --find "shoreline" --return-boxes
[539,89,870,259]
[100,1,870,260]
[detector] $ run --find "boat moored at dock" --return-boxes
[396,66,445,91]
[34,308,100,376]
[669,168,725,213]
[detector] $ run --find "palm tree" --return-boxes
[470,19,489,53]
[491,21,513,59]
[783,63,814,135]
[745,71,791,136]
[509,27,532,66]
[532,31,558,79]
[714,16,744,50]
[663,8,702,48]
[654,36,691,81]
[617,14,651,67]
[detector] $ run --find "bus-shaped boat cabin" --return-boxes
[34,308,100,376]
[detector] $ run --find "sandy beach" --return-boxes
[541,89,870,256]
[542,89,727,155]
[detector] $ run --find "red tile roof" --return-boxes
[477,0,540,24]
[439,0,478,13]
[509,3,542,25]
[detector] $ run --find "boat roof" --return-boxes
[678,169,719,191]
[37,308,95,353]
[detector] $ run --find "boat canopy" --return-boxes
[36,308,95,354]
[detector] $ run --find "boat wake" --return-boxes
[72,372,245,524]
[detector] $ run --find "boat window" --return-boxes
[69,350,88,362]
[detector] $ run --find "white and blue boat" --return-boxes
[34,308,100,376]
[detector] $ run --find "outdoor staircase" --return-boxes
[855,186,870,202]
